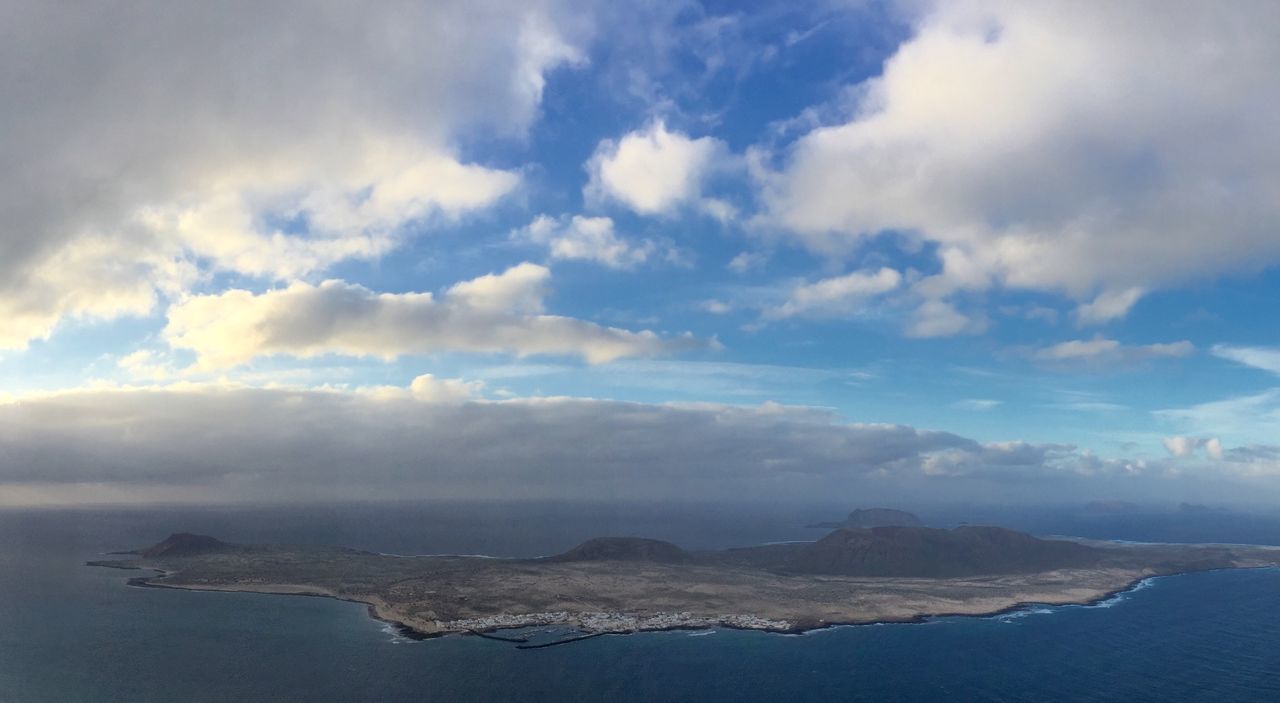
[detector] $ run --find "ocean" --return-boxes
[3,502,1280,702]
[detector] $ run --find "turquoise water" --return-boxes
[3,506,1280,701]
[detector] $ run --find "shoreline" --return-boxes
[91,562,1267,643]
[120,567,446,641]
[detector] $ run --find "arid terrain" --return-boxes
[90,527,1280,639]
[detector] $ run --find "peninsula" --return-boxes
[806,507,924,529]
[90,526,1280,639]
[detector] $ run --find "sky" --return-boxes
[3,0,1280,507]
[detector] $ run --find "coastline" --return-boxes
[92,561,1241,643]
[119,567,444,641]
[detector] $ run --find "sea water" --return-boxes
[3,504,1280,702]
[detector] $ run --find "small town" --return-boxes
[440,611,793,635]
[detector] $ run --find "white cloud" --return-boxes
[1157,389,1280,449]
[906,299,986,338]
[0,235,177,347]
[701,300,732,315]
[516,214,662,269]
[1035,338,1193,362]
[1163,436,1200,458]
[728,251,767,274]
[1038,338,1122,361]
[117,350,176,382]
[444,262,550,314]
[761,1,1280,321]
[919,441,1084,478]
[954,399,1002,411]
[406,374,484,403]
[766,267,901,319]
[1212,345,1280,375]
[1205,437,1224,461]
[585,120,727,215]
[163,263,710,368]
[1074,287,1145,326]
[139,143,521,282]
[699,198,738,224]
[1144,341,1197,358]
[1163,436,1226,462]
[357,374,483,404]
[0,1,586,348]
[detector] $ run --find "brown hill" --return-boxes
[141,533,231,559]
[809,508,923,529]
[547,537,692,564]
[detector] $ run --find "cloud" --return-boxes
[410,374,483,402]
[1145,342,1197,358]
[0,1,587,348]
[1162,436,1223,460]
[1056,401,1127,414]
[1036,339,1121,360]
[700,300,732,315]
[443,262,551,314]
[1212,345,1280,375]
[516,214,669,269]
[698,198,738,224]
[164,263,710,368]
[766,267,901,319]
[585,120,728,215]
[0,383,1183,505]
[1034,338,1194,362]
[1156,437,1280,475]
[954,399,1001,411]
[1002,304,1059,325]
[136,144,521,282]
[919,441,1083,478]
[1222,444,1280,467]
[1074,287,1145,326]
[1156,389,1280,448]
[117,350,176,382]
[728,251,767,274]
[906,299,986,338]
[0,235,174,348]
[760,1,1280,322]
[1162,436,1198,457]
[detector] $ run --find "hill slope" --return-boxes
[141,533,231,559]
[809,508,923,529]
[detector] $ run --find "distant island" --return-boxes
[89,524,1280,642]
[806,507,924,529]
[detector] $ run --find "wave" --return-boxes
[1086,576,1156,609]
[995,607,1056,622]
[993,575,1160,623]
[379,621,414,644]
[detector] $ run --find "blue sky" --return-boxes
[3,1,1280,505]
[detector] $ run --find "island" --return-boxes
[806,507,925,529]
[89,526,1280,642]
